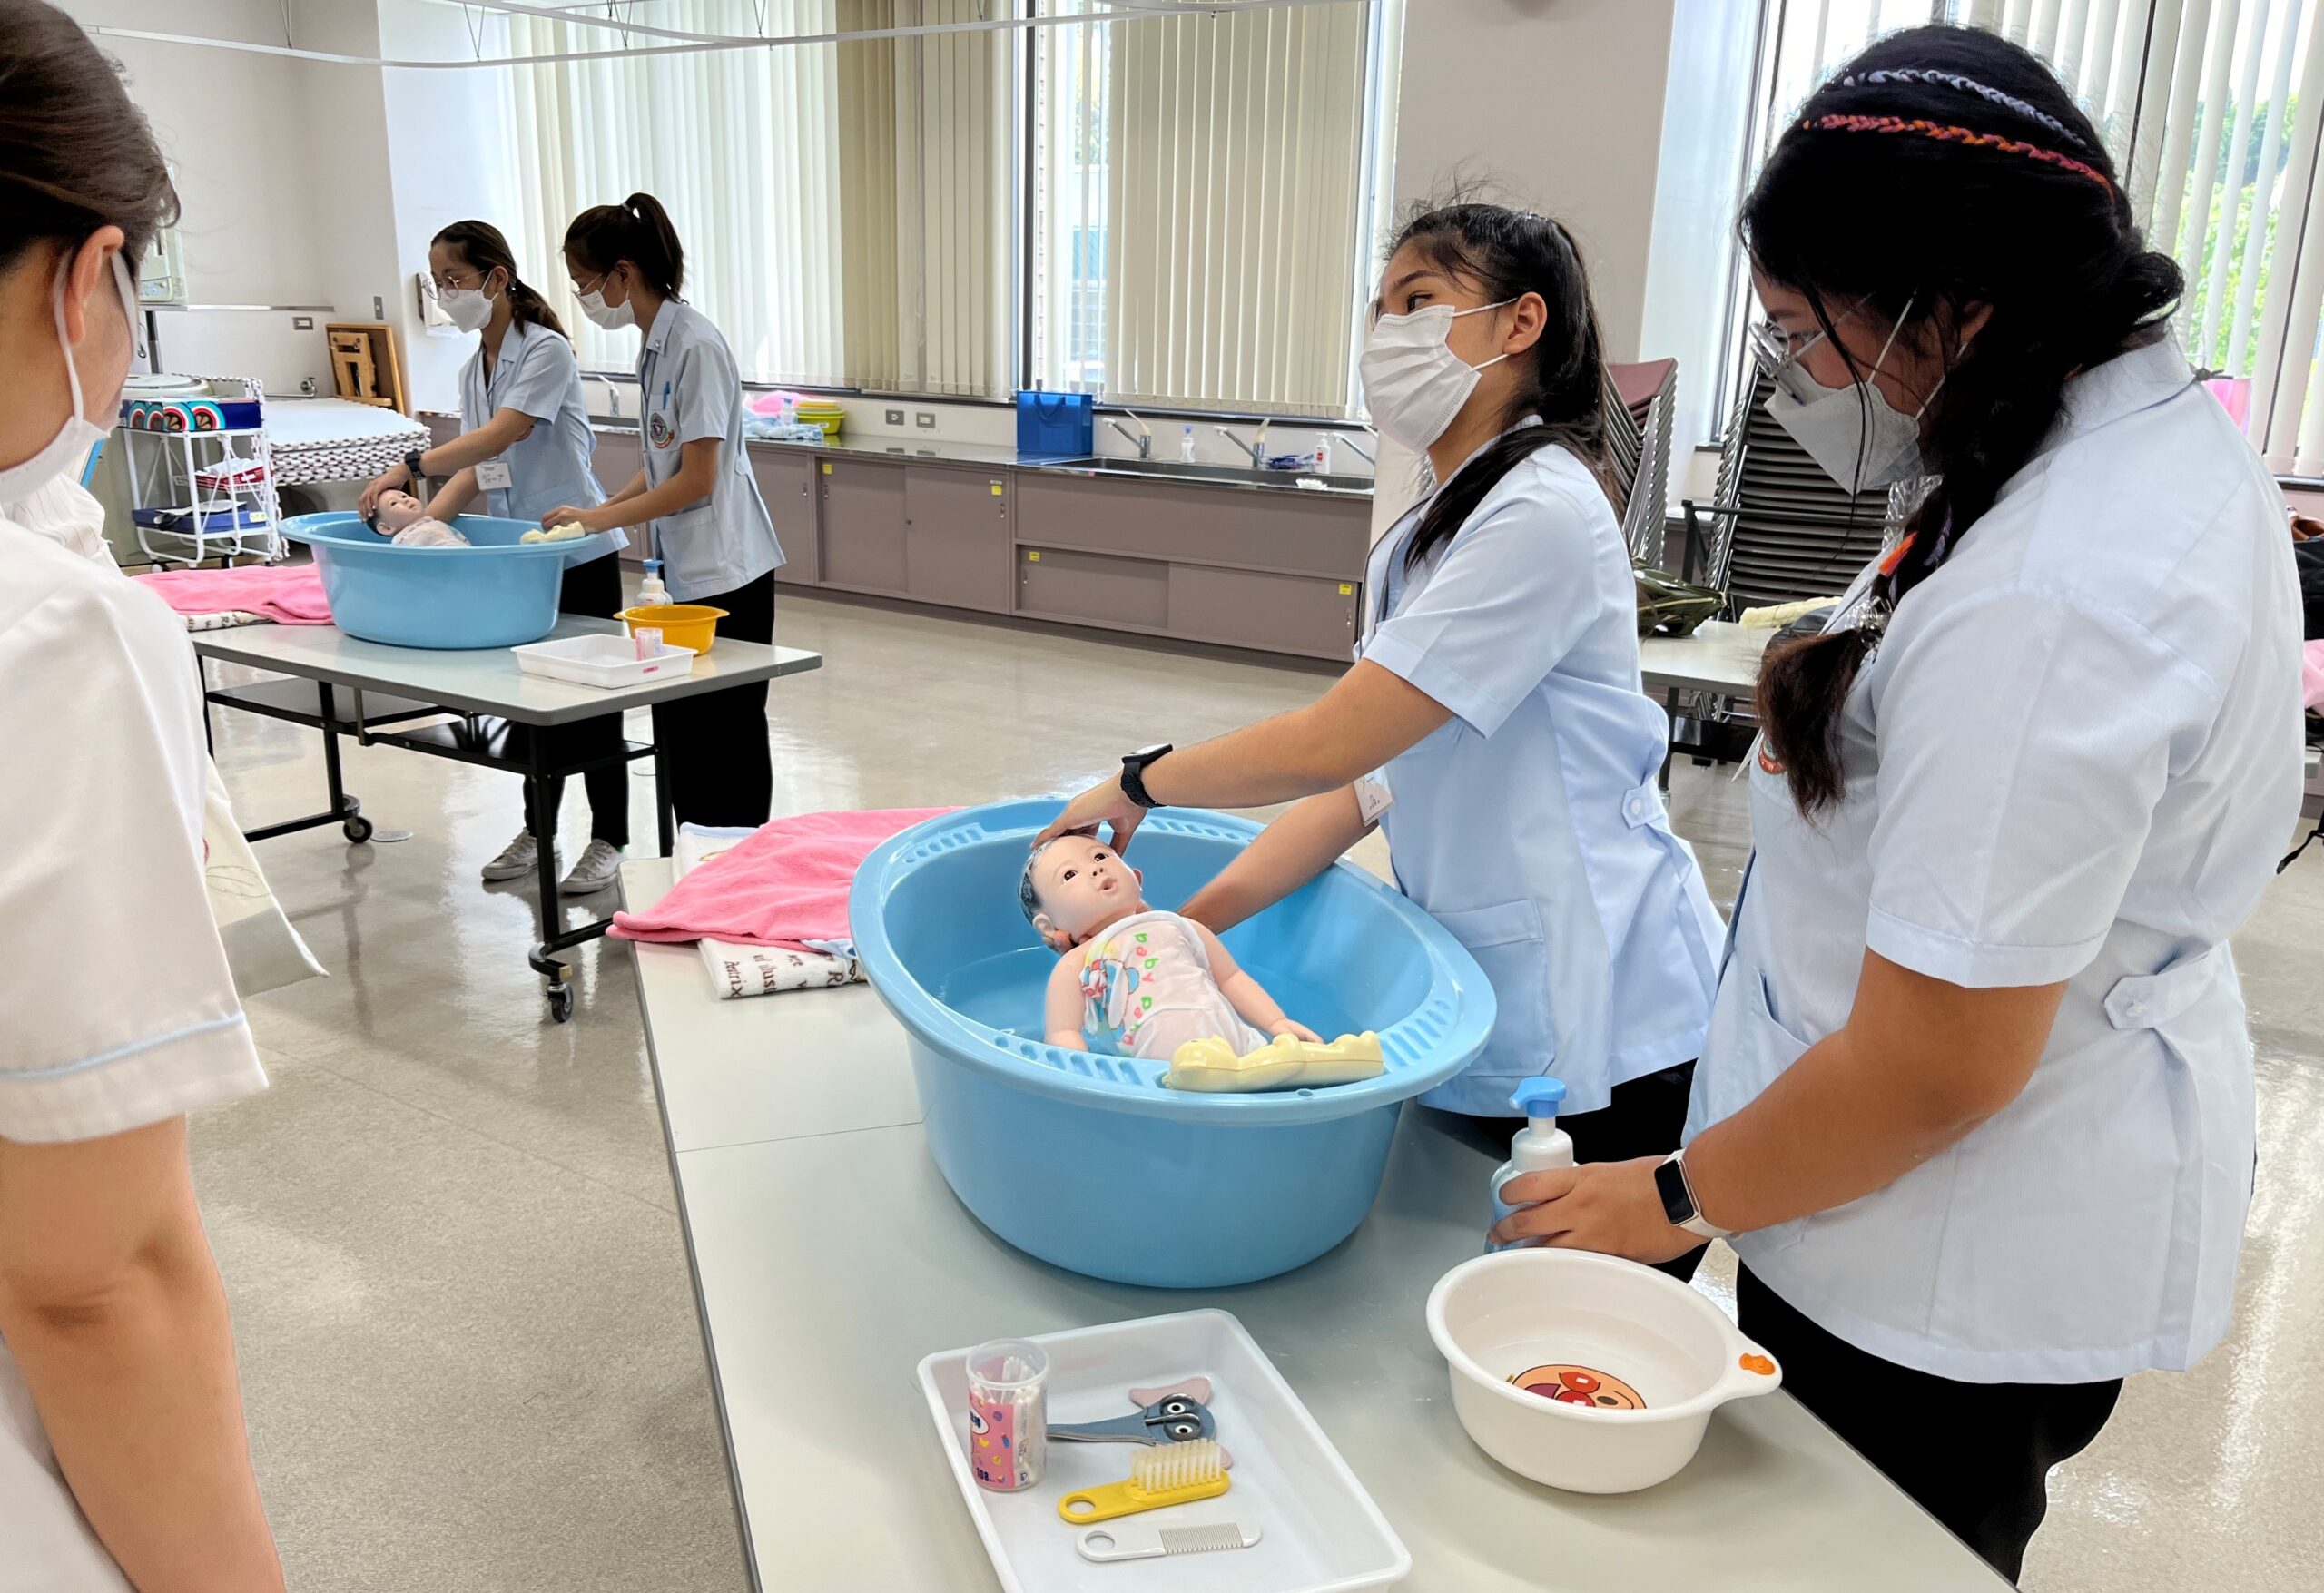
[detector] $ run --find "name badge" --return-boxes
[476,457,514,491]
[1355,772,1393,826]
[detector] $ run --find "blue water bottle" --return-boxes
[1488,1077,1572,1251]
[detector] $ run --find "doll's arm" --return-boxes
[1044,955,1085,1050]
[1193,924,1318,1042]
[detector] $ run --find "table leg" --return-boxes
[526,730,576,1023]
[1659,687,1679,792]
[655,741,675,858]
[317,683,374,842]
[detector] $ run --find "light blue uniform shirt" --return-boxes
[635,300,783,602]
[1687,339,2302,1382]
[456,319,604,524]
[1358,439,1724,1117]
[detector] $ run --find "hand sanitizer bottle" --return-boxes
[636,558,669,609]
[1488,1077,1571,1251]
[1181,424,1197,463]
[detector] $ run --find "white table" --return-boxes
[621,860,2005,1593]
[198,620,821,1019]
[1637,621,1772,698]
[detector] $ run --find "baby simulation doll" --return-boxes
[1022,834,1383,1092]
[365,489,470,547]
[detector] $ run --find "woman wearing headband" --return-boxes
[1493,25,2300,1577]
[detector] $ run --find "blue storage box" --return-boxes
[281,513,625,650]
[851,801,1495,1287]
[1015,390,1095,458]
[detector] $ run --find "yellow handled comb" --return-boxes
[1057,1440,1229,1524]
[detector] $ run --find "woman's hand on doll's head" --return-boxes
[1036,779,1144,854]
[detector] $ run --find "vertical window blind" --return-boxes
[498,1,1009,397]
[1030,2,1381,416]
[1737,1,2324,472]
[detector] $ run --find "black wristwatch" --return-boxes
[1119,743,1174,810]
[1654,1149,1731,1241]
[405,447,427,486]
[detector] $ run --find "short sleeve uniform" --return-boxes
[456,320,605,524]
[1686,339,2305,1382]
[1357,439,1727,1116]
[635,301,783,601]
[0,508,269,1588]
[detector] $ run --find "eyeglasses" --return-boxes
[428,271,487,296]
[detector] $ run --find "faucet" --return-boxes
[1339,432,1375,467]
[1215,420,1271,467]
[586,371,625,420]
[1107,414,1152,459]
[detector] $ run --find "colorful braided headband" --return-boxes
[1805,113,2114,194]
[1840,68,2095,152]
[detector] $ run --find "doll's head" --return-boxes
[1020,833,1145,952]
[368,489,427,535]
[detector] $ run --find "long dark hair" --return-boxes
[432,219,566,339]
[1745,25,2180,811]
[0,0,177,273]
[1389,202,1610,575]
[563,192,685,299]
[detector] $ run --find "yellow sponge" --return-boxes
[1164,1031,1385,1093]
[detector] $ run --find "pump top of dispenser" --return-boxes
[1511,1077,1566,1119]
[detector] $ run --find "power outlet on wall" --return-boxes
[372,295,384,319]
[292,315,314,330]
[884,408,905,425]
[915,411,938,428]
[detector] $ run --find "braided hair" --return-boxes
[1744,24,2181,813]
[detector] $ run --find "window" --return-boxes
[1658,0,2324,474]
[497,0,1009,396]
[1028,1,1388,416]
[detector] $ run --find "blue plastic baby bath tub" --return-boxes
[850,801,1496,1287]
[281,513,625,649]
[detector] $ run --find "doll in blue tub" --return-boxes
[1022,834,1384,1092]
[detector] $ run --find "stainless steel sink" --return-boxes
[1028,455,1372,493]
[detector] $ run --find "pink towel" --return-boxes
[135,564,332,625]
[611,808,955,948]
[2306,640,2324,710]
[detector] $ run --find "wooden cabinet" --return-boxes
[590,427,643,503]
[905,465,1012,614]
[818,457,909,595]
[751,446,821,586]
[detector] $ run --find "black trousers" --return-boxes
[653,568,776,827]
[1738,1264,2122,1583]
[533,554,630,847]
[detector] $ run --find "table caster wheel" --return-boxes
[547,983,575,1023]
[343,814,375,843]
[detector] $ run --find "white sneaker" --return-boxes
[560,839,625,897]
[481,830,543,883]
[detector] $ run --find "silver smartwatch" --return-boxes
[1654,1148,1732,1241]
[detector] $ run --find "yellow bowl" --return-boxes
[617,603,727,654]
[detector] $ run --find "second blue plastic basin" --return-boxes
[851,801,1496,1287]
[282,513,625,650]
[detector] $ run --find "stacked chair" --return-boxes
[1601,359,1679,567]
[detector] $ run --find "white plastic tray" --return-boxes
[509,632,696,689]
[917,1309,1409,1593]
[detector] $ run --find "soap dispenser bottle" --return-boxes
[1488,1076,1571,1251]
[636,558,669,609]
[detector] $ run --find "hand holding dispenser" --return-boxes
[1489,1077,1571,1251]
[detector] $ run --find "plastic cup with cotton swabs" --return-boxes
[965,1339,1049,1492]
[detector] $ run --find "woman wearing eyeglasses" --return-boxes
[1494,27,2300,1578]
[359,221,627,896]
[1039,199,1726,1175]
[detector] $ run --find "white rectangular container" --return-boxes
[510,632,695,689]
[917,1309,1409,1593]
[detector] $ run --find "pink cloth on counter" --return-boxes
[2306,640,2324,709]
[135,564,331,625]
[610,808,956,948]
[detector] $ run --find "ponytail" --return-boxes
[430,219,567,339]
[1385,199,1610,575]
[1740,25,2180,813]
[563,192,684,299]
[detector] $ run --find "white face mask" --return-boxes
[1763,297,1936,491]
[577,272,635,331]
[438,276,497,333]
[1,251,137,507]
[1359,299,1514,453]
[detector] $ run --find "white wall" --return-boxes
[1371,0,1681,531]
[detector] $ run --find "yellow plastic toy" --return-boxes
[1164,1030,1386,1093]
[1057,1440,1229,1524]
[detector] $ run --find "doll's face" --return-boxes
[371,490,425,533]
[1025,836,1143,950]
